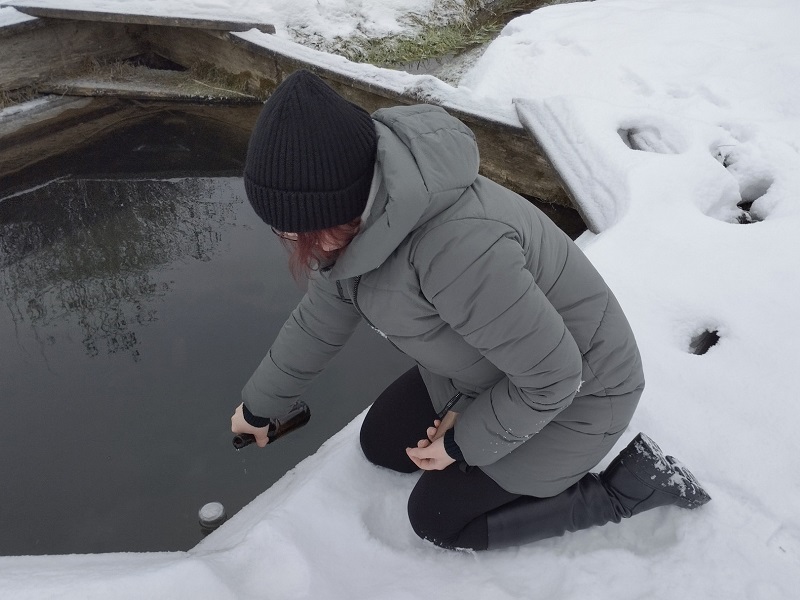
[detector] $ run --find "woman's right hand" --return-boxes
[231,403,270,448]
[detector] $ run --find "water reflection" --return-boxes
[0,177,241,360]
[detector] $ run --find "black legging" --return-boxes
[360,367,520,550]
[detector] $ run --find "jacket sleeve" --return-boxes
[242,272,361,419]
[414,219,583,467]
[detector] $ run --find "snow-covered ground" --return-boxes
[1,0,799,598]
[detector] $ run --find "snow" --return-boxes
[2,0,800,599]
[0,0,440,39]
[0,4,35,25]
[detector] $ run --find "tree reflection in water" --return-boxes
[0,177,242,360]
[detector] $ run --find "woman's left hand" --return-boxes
[406,436,455,471]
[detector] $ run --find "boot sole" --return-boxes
[625,433,712,509]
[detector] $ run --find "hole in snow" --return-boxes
[738,176,773,204]
[735,210,758,224]
[689,329,720,355]
[735,199,761,224]
[719,148,773,223]
[732,176,772,224]
[734,197,760,223]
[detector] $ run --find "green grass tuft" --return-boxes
[294,0,583,69]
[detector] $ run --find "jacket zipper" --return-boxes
[437,392,464,420]
[351,275,402,352]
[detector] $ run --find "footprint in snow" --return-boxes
[712,141,775,224]
[618,124,685,154]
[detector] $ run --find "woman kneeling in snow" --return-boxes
[230,70,710,551]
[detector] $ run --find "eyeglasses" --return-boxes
[271,227,299,241]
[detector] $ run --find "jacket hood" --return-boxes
[328,104,480,280]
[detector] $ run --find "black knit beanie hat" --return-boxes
[244,70,378,233]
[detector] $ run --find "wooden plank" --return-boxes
[40,73,262,104]
[0,19,144,91]
[221,31,570,206]
[143,26,279,97]
[145,27,569,205]
[150,27,571,206]
[3,4,276,33]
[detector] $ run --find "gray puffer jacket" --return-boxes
[243,104,644,496]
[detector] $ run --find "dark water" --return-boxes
[0,111,411,555]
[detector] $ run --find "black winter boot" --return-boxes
[486,433,711,549]
[601,432,712,516]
